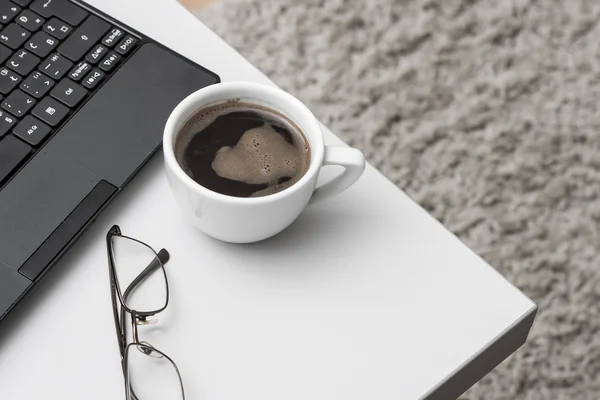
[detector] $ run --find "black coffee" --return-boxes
[175,101,311,198]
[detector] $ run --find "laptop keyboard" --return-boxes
[0,0,138,185]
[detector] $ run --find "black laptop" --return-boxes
[0,0,219,323]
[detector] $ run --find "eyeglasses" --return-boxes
[106,225,185,400]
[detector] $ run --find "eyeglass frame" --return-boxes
[106,224,185,400]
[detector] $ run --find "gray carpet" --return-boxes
[196,1,600,398]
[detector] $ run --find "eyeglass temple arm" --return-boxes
[122,248,170,302]
[122,249,170,345]
[107,227,127,360]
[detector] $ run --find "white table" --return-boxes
[0,1,536,399]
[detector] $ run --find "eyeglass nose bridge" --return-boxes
[136,315,158,325]
[130,312,159,344]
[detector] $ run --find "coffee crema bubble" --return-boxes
[175,101,311,198]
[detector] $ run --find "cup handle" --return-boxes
[310,146,365,204]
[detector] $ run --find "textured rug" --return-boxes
[196,1,600,398]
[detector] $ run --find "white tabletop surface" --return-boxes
[0,1,536,399]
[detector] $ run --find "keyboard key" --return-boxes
[2,90,36,117]
[30,0,87,26]
[0,23,30,49]
[85,44,106,64]
[102,28,123,47]
[43,17,70,39]
[98,52,120,72]
[40,52,72,79]
[7,49,40,75]
[81,68,103,89]
[0,135,30,184]
[13,115,50,146]
[20,70,54,98]
[26,31,58,57]
[68,61,90,81]
[0,3,20,25]
[58,15,109,61]
[115,35,137,56]
[0,43,12,64]
[16,10,44,31]
[12,0,33,6]
[0,110,16,137]
[31,96,67,126]
[0,67,21,94]
[50,78,86,107]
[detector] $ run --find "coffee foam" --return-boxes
[212,122,301,181]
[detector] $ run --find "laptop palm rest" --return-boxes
[0,43,218,318]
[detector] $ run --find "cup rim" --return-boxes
[163,82,324,204]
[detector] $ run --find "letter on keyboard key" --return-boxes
[43,18,72,40]
[68,61,91,82]
[58,16,110,61]
[2,90,36,117]
[0,135,31,184]
[32,96,69,126]
[0,67,22,94]
[40,52,72,79]
[21,71,54,98]
[85,44,106,65]
[102,28,123,48]
[16,10,45,32]
[0,110,16,137]
[0,23,31,50]
[7,49,40,76]
[115,35,138,56]
[26,31,58,57]
[50,78,87,107]
[0,3,21,25]
[81,68,104,90]
[30,0,88,26]
[98,52,120,72]
[13,115,51,146]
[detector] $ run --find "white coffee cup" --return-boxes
[163,82,365,243]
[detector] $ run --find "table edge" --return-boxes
[422,304,537,399]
